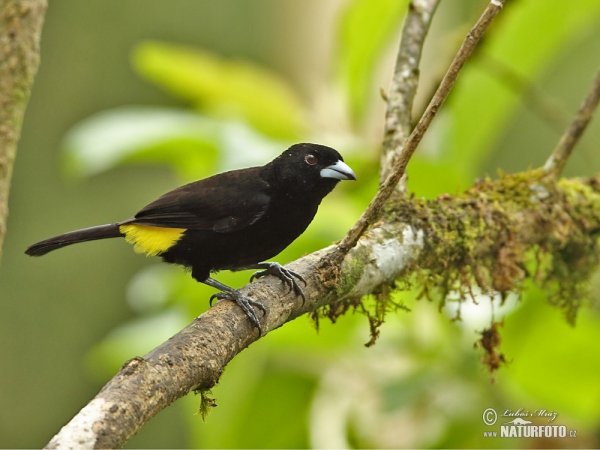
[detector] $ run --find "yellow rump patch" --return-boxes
[119,224,185,257]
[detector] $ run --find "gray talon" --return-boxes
[249,262,306,304]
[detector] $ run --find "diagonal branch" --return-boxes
[45,171,600,449]
[543,68,600,180]
[329,0,505,265]
[43,235,417,448]
[44,1,510,448]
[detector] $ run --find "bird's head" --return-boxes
[266,143,356,197]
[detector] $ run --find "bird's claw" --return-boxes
[250,262,307,303]
[209,290,266,334]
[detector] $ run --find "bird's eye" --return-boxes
[305,154,317,165]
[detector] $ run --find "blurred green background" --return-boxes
[2,0,600,448]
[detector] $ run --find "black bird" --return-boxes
[26,143,356,332]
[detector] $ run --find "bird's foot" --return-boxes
[250,262,307,303]
[210,290,266,334]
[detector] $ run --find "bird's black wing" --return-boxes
[122,168,271,233]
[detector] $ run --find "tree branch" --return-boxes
[543,68,600,180]
[42,1,516,447]
[329,0,505,265]
[380,0,440,184]
[0,0,47,262]
[45,228,425,448]
[46,170,600,448]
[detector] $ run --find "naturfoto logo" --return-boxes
[482,408,576,439]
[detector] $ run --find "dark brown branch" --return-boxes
[0,0,47,262]
[380,0,440,183]
[543,68,600,179]
[329,0,505,265]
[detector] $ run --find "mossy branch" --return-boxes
[46,171,600,448]
[43,0,600,448]
[44,1,512,447]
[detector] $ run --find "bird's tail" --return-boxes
[25,223,123,256]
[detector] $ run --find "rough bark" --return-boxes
[380,0,440,183]
[42,0,600,448]
[46,171,600,449]
[0,0,47,261]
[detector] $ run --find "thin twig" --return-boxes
[329,0,505,264]
[380,0,440,184]
[543,68,600,179]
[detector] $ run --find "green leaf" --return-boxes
[61,106,220,180]
[132,41,306,140]
[336,0,408,124]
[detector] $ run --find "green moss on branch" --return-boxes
[395,171,600,323]
[321,171,600,342]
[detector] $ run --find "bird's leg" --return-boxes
[242,262,306,303]
[202,277,266,334]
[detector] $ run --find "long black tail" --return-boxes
[25,223,123,256]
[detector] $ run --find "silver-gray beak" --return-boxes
[320,160,356,181]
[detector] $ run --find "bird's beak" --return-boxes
[320,160,357,181]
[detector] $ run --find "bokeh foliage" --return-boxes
[5,0,600,448]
